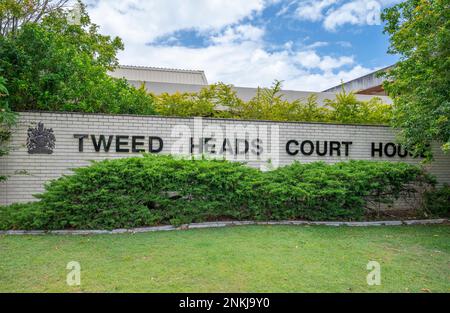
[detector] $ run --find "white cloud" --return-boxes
[303,41,329,49]
[295,0,337,22]
[283,65,373,90]
[324,0,381,31]
[118,31,372,91]
[211,24,265,45]
[82,0,378,92]
[291,0,401,31]
[85,0,267,44]
[295,51,354,71]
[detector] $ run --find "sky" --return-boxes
[82,0,401,92]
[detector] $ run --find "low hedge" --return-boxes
[424,184,450,218]
[255,161,433,221]
[0,155,434,230]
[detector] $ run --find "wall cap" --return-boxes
[17,110,391,128]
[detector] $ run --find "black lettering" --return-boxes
[190,137,202,154]
[115,135,129,153]
[384,142,396,157]
[316,141,328,156]
[251,138,263,156]
[342,141,353,156]
[74,134,88,152]
[91,135,113,152]
[131,136,145,153]
[300,140,314,156]
[149,136,163,153]
[286,140,299,156]
[330,141,341,156]
[204,138,216,154]
[221,138,234,154]
[235,139,249,155]
[371,142,383,157]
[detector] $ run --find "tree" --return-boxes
[381,0,450,158]
[0,1,155,115]
[0,76,17,181]
[0,0,69,36]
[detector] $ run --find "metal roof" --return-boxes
[323,65,394,95]
[108,65,208,85]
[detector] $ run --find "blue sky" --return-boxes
[84,0,401,91]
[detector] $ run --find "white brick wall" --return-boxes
[1,111,449,205]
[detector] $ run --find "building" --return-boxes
[323,65,394,95]
[108,65,209,86]
[109,65,393,105]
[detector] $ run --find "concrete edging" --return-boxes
[0,219,447,235]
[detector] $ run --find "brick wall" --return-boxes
[1,111,449,205]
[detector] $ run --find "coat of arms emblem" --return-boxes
[27,122,56,154]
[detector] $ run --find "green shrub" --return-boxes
[255,161,432,221]
[31,155,259,229]
[154,83,240,118]
[324,87,392,124]
[424,185,450,217]
[0,76,17,181]
[0,202,49,230]
[153,81,392,125]
[0,156,433,230]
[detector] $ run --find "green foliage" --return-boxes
[0,202,48,230]
[424,184,450,217]
[0,156,433,230]
[0,76,15,132]
[154,83,245,118]
[0,76,17,181]
[231,81,328,122]
[381,0,450,157]
[0,2,155,115]
[154,81,392,124]
[2,155,259,229]
[256,160,431,221]
[324,86,392,124]
[0,0,68,36]
[155,92,214,117]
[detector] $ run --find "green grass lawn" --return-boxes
[0,225,449,292]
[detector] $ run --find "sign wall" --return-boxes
[1,112,449,205]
